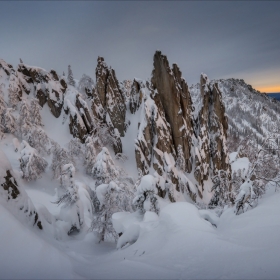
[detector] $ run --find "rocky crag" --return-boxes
[0,51,231,203]
[132,51,230,201]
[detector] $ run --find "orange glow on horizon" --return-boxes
[255,85,280,93]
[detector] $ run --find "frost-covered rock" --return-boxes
[65,98,88,143]
[193,73,231,196]
[0,149,43,230]
[17,63,67,117]
[151,51,194,173]
[95,56,126,137]
[129,79,144,114]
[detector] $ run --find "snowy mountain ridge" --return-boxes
[1,52,280,279]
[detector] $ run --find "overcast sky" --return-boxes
[1,1,279,92]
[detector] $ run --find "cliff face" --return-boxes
[133,52,230,202]
[151,51,194,173]
[0,51,231,203]
[194,74,231,195]
[17,64,67,118]
[95,57,126,137]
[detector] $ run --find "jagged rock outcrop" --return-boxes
[209,82,230,174]
[95,57,126,136]
[75,94,93,134]
[65,99,88,143]
[194,74,231,192]
[0,59,22,103]
[134,52,230,202]
[151,51,194,173]
[129,79,144,114]
[0,150,43,230]
[17,63,67,117]
[194,74,211,186]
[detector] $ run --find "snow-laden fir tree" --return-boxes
[90,181,121,242]
[67,65,75,86]
[84,135,97,174]
[18,100,32,139]
[51,142,73,180]
[68,138,84,159]
[0,91,6,116]
[27,127,51,155]
[78,74,94,97]
[8,78,20,108]
[3,108,16,134]
[208,169,232,210]
[0,92,6,136]
[19,140,48,181]
[133,175,160,215]
[30,98,43,126]
[234,179,256,215]
[92,147,119,186]
[55,164,84,235]
[59,163,76,191]
[175,145,186,172]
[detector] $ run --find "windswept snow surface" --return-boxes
[1,183,280,279]
[0,130,280,279]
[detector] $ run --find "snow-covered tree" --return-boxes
[27,127,51,155]
[55,165,84,235]
[208,170,232,209]
[90,181,121,242]
[19,140,48,181]
[51,142,73,180]
[92,147,119,186]
[133,175,160,215]
[234,179,256,215]
[175,145,186,172]
[93,119,120,151]
[30,98,43,126]
[8,79,20,108]
[67,65,75,86]
[242,137,279,194]
[68,138,84,159]
[18,100,32,139]
[0,93,7,136]
[3,108,16,134]
[59,163,76,190]
[0,91,6,115]
[231,137,280,214]
[84,135,97,174]
[78,74,94,97]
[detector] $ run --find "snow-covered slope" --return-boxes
[190,78,280,152]
[1,187,280,279]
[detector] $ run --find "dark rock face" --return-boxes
[195,74,231,190]
[95,57,126,137]
[17,64,66,118]
[75,94,93,134]
[209,83,230,174]
[47,89,64,118]
[129,79,144,114]
[151,51,194,173]
[134,52,230,202]
[1,170,20,200]
[69,113,88,143]
[65,99,88,143]
[194,75,211,186]
[134,81,179,198]
[0,169,43,230]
